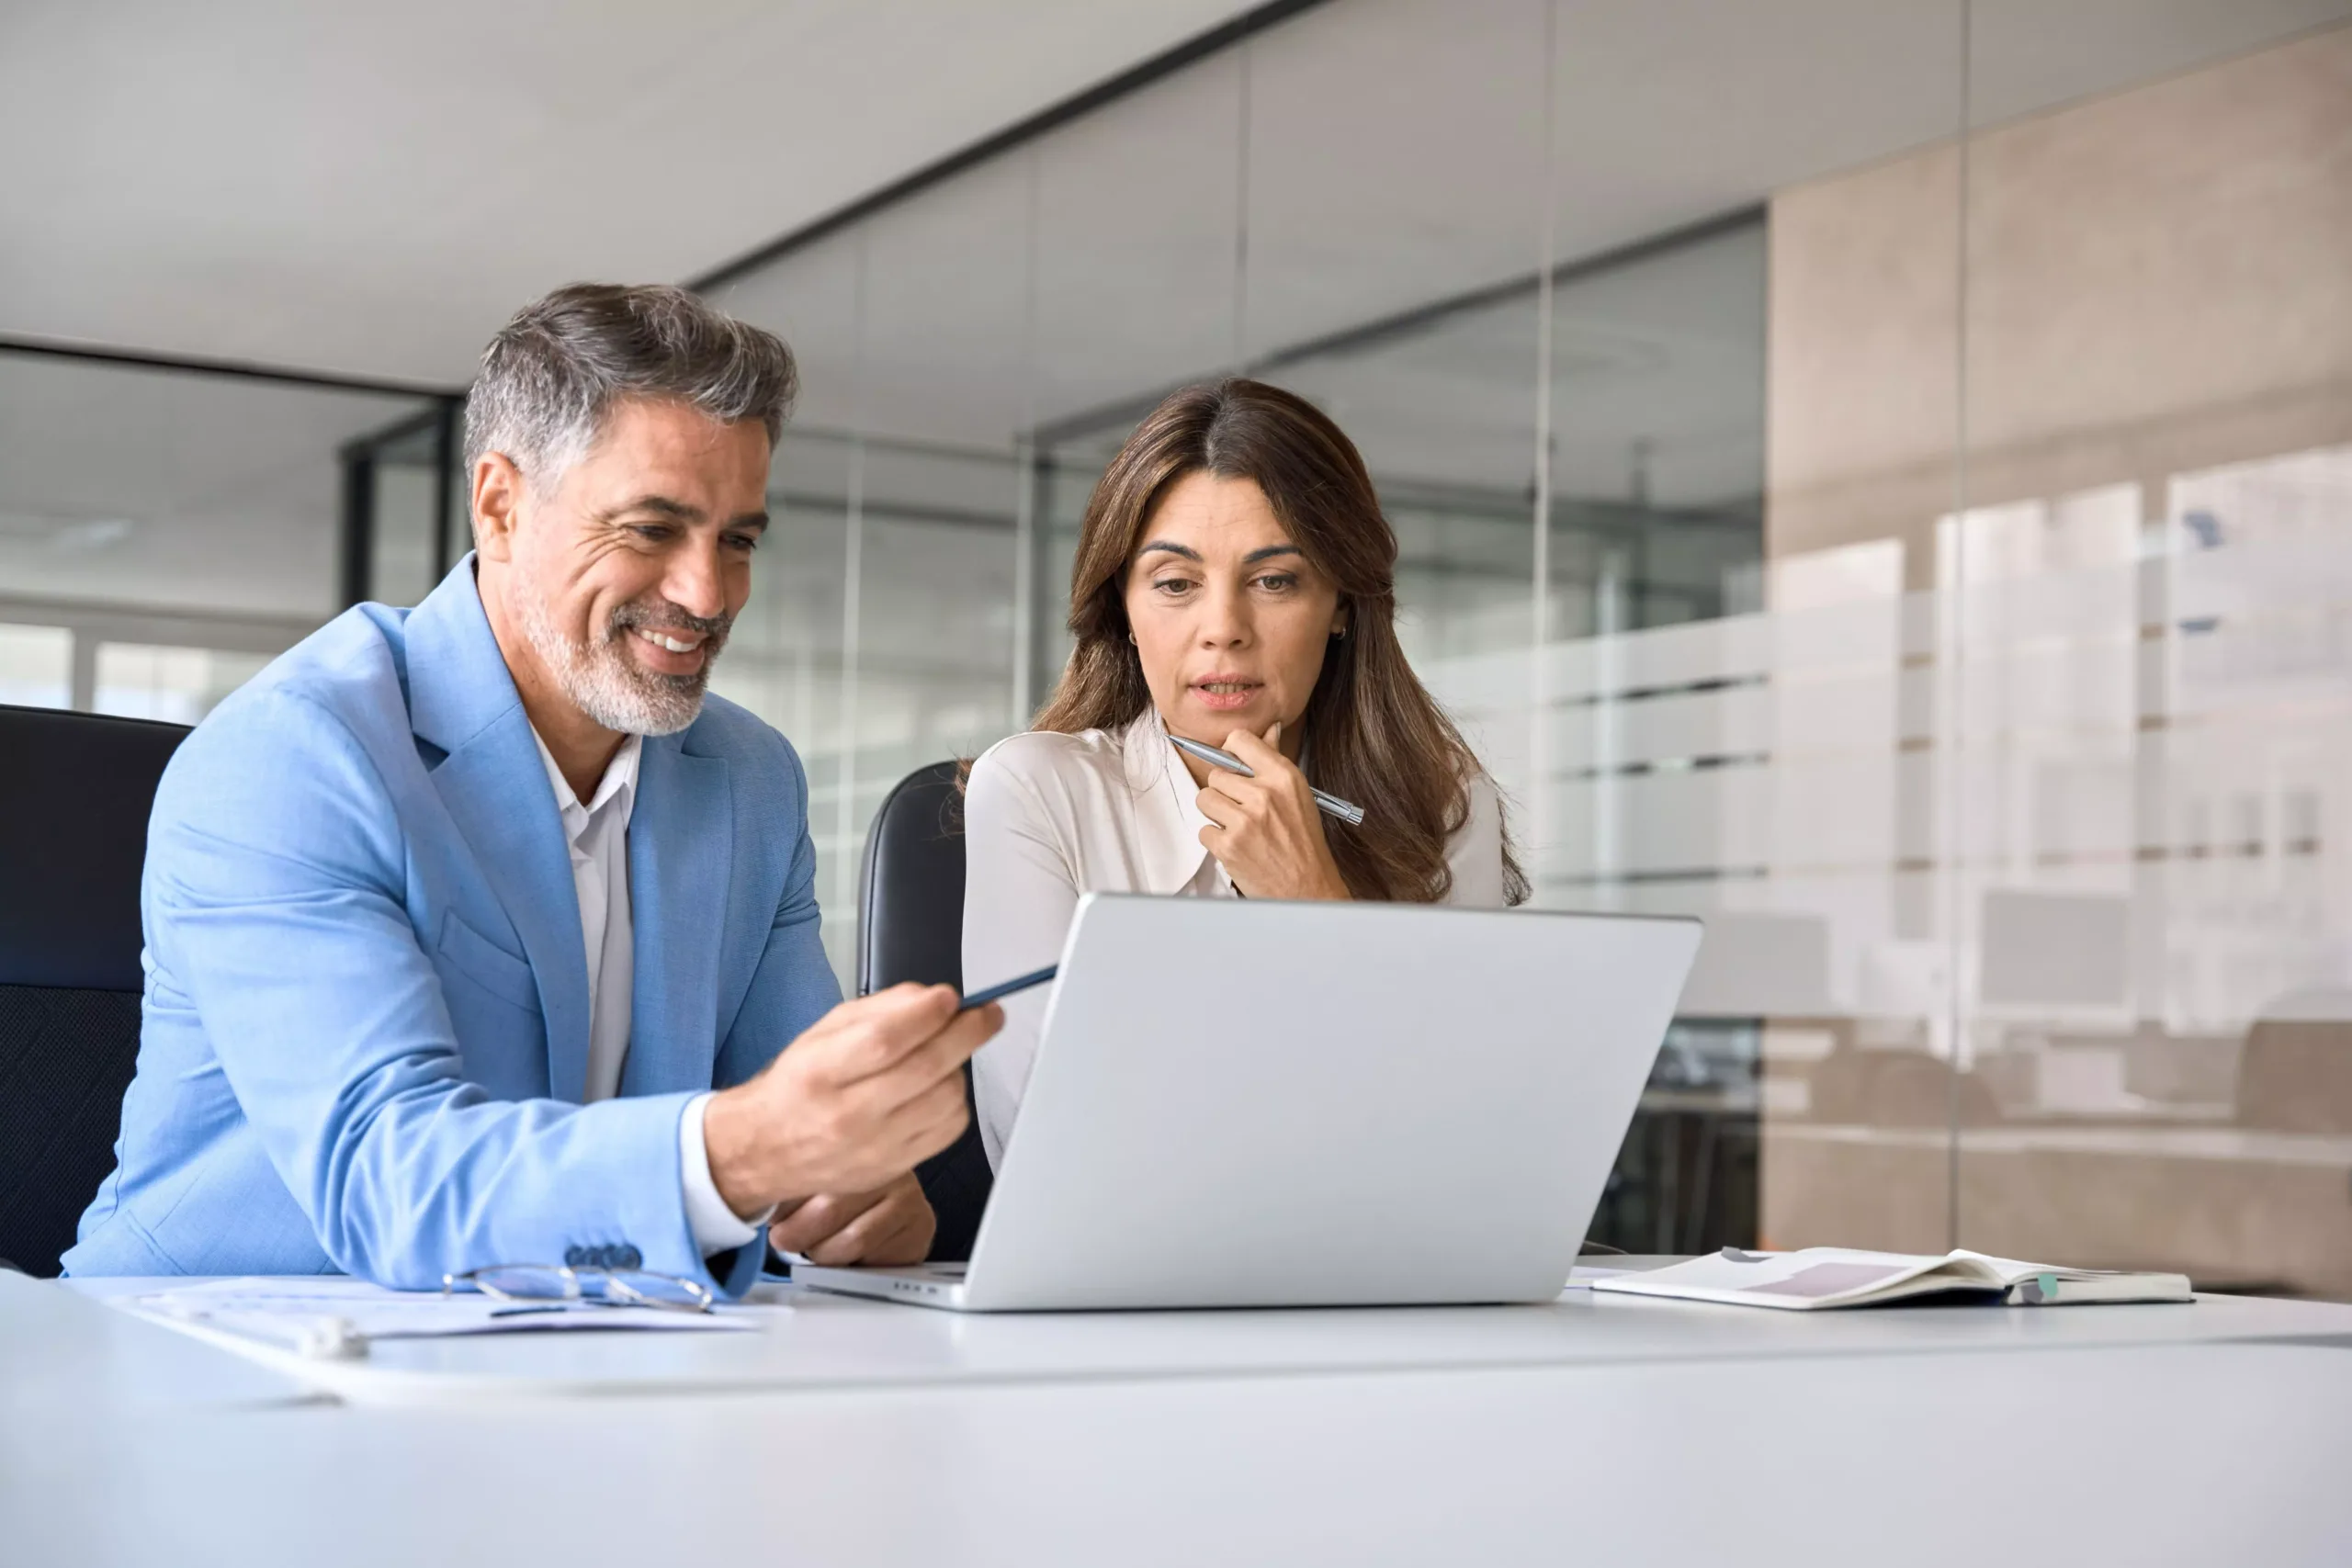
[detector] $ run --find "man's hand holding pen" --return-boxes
[703,984,1002,1266]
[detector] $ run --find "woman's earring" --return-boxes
[1127,630,1137,646]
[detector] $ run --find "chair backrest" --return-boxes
[857,760,992,1260]
[0,704,190,1275]
[857,761,967,997]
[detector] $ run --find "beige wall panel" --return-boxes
[1768,27,2352,574]
[1759,1128,1952,1255]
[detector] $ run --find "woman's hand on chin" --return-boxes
[1194,722,1351,901]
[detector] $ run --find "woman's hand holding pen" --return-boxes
[1194,722,1351,901]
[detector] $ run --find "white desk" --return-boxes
[49,1269,2352,1405]
[7,1334,2350,1565]
[13,1272,2352,1564]
[1,1269,311,1415]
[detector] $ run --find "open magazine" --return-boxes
[1590,1247,2193,1310]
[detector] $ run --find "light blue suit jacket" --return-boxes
[63,559,842,1295]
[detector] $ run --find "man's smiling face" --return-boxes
[479,397,770,737]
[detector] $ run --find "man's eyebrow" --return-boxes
[726,511,771,534]
[1138,540,1203,561]
[1241,544,1302,565]
[596,494,705,524]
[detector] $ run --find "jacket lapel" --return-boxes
[619,732,731,1097]
[404,558,594,1102]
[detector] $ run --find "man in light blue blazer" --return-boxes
[65,284,996,1296]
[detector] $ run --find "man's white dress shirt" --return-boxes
[530,729,764,1258]
[958,705,1507,1169]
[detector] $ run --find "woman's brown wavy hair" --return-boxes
[1030,378,1528,906]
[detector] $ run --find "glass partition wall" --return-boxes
[0,344,447,722]
[708,0,2352,1282]
[1939,12,2352,1292]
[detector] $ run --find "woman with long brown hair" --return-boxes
[962,378,1528,1168]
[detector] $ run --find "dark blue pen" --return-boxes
[958,964,1057,1012]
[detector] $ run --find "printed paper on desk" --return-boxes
[120,1275,769,1357]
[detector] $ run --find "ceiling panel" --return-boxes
[0,0,1259,381]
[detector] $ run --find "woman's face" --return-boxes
[1122,470,1346,750]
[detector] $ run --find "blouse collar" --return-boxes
[1116,705,1220,895]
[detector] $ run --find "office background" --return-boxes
[4,0,2348,1291]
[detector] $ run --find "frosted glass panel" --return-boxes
[0,623,71,709]
[93,643,270,726]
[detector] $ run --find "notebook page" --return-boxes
[1591,1248,1965,1307]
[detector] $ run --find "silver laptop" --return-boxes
[794,894,1700,1312]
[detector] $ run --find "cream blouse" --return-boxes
[960,705,1507,1168]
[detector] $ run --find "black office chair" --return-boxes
[0,704,189,1276]
[857,759,993,1261]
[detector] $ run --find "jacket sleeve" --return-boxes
[696,733,843,1294]
[146,688,710,1292]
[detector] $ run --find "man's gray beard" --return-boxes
[513,575,725,738]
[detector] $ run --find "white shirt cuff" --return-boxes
[678,1092,774,1257]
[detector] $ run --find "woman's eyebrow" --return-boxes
[1241,545,1302,565]
[1138,540,1203,561]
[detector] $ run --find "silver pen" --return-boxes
[1166,733,1368,827]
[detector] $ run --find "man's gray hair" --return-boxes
[463,282,798,491]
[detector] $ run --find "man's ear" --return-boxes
[470,454,526,564]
